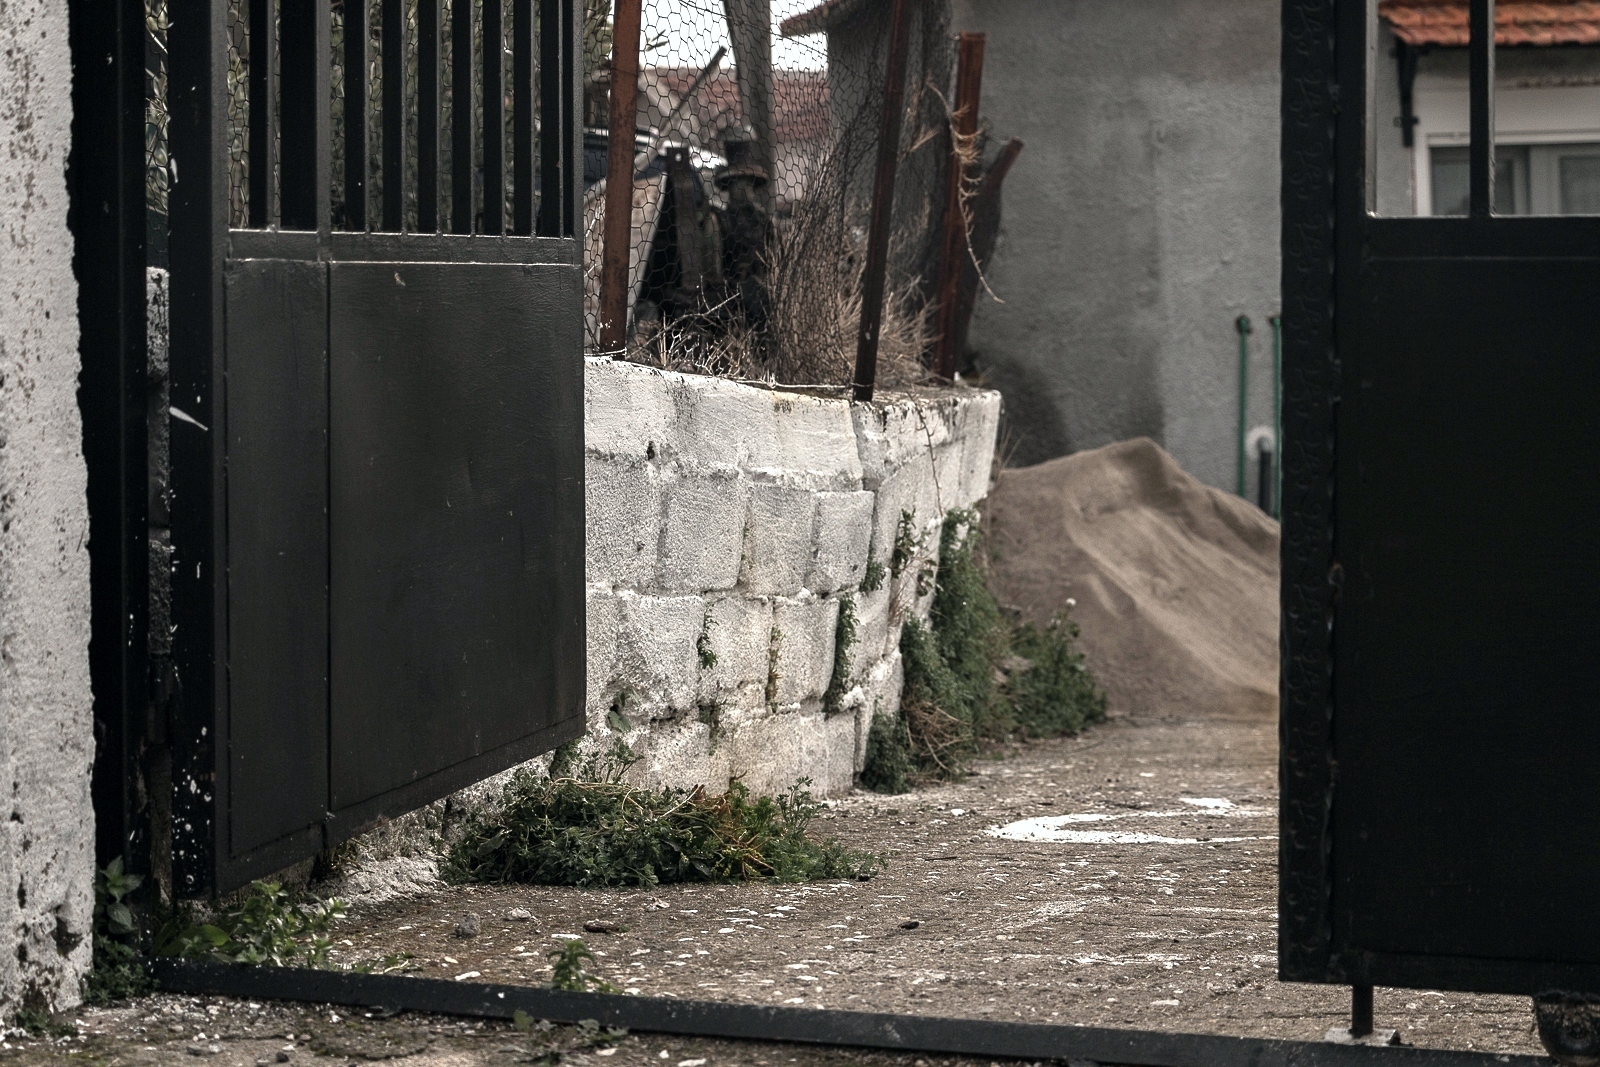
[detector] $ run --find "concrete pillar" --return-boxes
[0,0,97,1013]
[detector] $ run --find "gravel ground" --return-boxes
[8,714,1546,1065]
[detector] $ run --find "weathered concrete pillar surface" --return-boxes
[0,0,96,1012]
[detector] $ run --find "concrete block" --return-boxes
[868,467,941,589]
[585,586,623,710]
[808,490,875,594]
[610,592,705,716]
[585,455,661,588]
[659,466,748,591]
[584,358,677,460]
[852,588,894,667]
[697,596,775,701]
[741,483,816,596]
[629,718,713,792]
[772,594,840,706]
[721,707,853,797]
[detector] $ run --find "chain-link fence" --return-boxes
[587,0,965,391]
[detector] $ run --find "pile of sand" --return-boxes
[985,437,1279,722]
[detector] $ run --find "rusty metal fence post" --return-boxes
[599,0,644,352]
[932,32,984,381]
[850,0,914,402]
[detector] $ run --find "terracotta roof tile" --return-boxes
[1379,0,1600,46]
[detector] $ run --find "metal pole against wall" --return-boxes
[1271,313,1282,519]
[932,32,985,382]
[851,0,915,402]
[598,0,644,352]
[1236,314,1252,497]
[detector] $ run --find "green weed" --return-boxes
[1006,615,1108,737]
[822,594,857,716]
[442,768,879,888]
[861,510,1105,791]
[12,1008,76,1037]
[890,510,927,578]
[548,939,620,993]
[860,557,886,593]
[155,880,345,968]
[859,705,913,794]
[697,616,718,669]
[84,857,150,1005]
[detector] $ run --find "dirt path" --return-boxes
[11,715,1545,1066]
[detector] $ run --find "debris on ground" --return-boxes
[986,437,1279,722]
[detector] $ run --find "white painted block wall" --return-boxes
[583,358,1001,797]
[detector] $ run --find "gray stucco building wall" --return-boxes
[0,0,97,1012]
[949,0,1283,489]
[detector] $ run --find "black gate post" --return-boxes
[166,0,228,898]
[70,0,150,876]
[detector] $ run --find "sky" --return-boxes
[641,0,830,71]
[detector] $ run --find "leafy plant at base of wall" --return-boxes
[821,594,857,716]
[547,939,621,993]
[441,771,879,888]
[861,509,1107,789]
[155,880,345,968]
[859,703,913,794]
[12,1008,78,1037]
[1006,614,1108,738]
[928,509,1007,733]
[85,857,151,1005]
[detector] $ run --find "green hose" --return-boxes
[1270,314,1282,519]
[1236,315,1252,498]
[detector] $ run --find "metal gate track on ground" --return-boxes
[151,961,1549,1067]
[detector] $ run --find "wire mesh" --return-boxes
[586,0,963,391]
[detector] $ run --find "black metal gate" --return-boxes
[1281,0,1600,996]
[160,0,587,895]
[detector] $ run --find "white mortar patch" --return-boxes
[985,801,1273,845]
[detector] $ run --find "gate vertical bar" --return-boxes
[167,0,229,898]
[483,0,505,234]
[537,0,564,236]
[1469,0,1494,218]
[851,0,914,402]
[250,0,281,226]
[70,0,150,873]
[1276,0,1342,980]
[452,0,477,232]
[564,0,579,236]
[382,0,407,230]
[419,0,442,231]
[344,0,370,229]
[512,0,534,235]
[281,0,331,231]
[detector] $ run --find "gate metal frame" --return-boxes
[1279,0,1600,996]
[162,0,587,897]
[70,0,151,878]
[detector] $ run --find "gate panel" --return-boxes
[1335,256,1600,968]
[327,261,585,828]
[1281,0,1600,996]
[223,259,331,862]
[166,0,585,894]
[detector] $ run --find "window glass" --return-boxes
[1559,154,1600,215]
[1429,146,1522,216]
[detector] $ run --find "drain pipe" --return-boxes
[1270,314,1282,519]
[1235,315,1252,497]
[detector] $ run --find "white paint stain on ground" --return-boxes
[985,797,1274,845]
